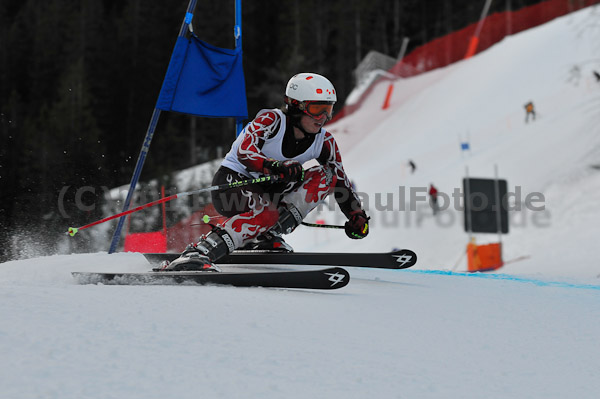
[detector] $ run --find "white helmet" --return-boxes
[285,73,337,102]
[284,73,336,120]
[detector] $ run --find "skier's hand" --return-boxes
[345,209,369,239]
[264,159,304,184]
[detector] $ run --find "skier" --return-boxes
[408,160,416,174]
[161,73,369,271]
[524,101,536,123]
[429,183,439,215]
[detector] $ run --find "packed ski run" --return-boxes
[2,251,599,398]
[2,5,600,399]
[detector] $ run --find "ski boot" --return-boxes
[239,230,294,252]
[238,204,303,253]
[155,228,235,272]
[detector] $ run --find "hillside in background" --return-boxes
[288,5,600,279]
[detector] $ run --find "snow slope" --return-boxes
[292,6,600,279]
[1,253,599,398]
[2,6,600,399]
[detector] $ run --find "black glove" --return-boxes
[264,159,304,184]
[345,209,369,239]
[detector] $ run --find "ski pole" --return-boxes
[300,215,371,230]
[67,175,280,237]
[193,218,346,230]
[194,211,345,230]
[301,221,344,229]
[189,214,223,226]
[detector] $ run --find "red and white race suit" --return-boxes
[212,108,362,248]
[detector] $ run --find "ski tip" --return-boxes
[390,249,417,269]
[322,267,350,289]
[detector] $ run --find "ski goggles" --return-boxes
[300,101,335,119]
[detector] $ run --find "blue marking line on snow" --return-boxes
[403,269,600,291]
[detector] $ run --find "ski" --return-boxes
[72,267,349,290]
[143,249,417,270]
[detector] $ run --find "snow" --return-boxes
[294,5,600,280]
[2,253,600,398]
[2,6,600,398]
